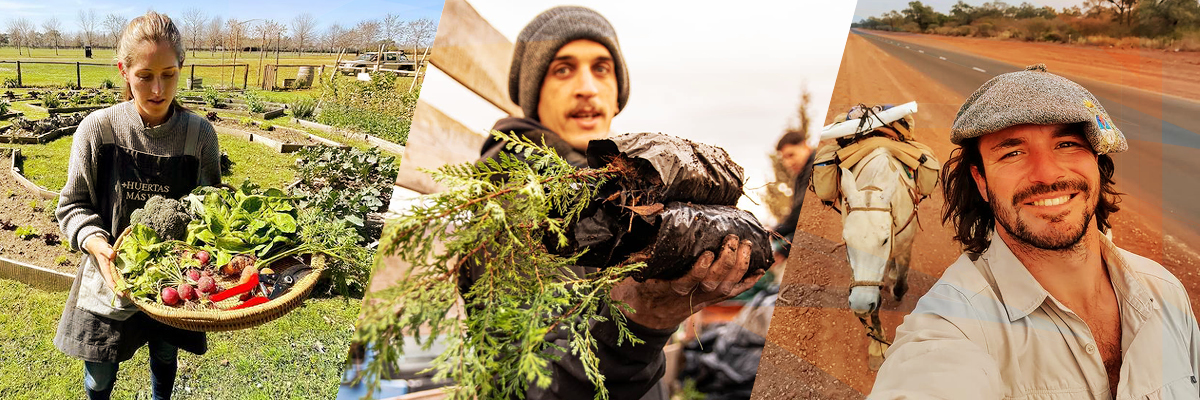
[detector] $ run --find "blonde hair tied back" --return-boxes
[115,11,186,102]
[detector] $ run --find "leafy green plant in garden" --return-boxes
[240,117,253,127]
[290,146,397,229]
[318,73,416,144]
[15,226,40,240]
[42,92,61,108]
[297,208,372,297]
[0,101,9,115]
[353,131,645,400]
[100,78,116,89]
[203,87,221,108]
[261,122,274,131]
[289,98,316,119]
[244,90,267,113]
[2,78,18,88]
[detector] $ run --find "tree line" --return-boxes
[853,0,1200,50]
[3,9,437,58]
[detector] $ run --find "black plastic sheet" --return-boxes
[633,202,773,282]
[586,133,745,206]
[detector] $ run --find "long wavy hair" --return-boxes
[941,128,1122,254]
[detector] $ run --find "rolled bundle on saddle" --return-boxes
[811,104,941,205]
[555,133,773,281]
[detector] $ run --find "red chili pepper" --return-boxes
[228,296,269,310]
[209,274,259,302]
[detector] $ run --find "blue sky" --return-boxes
[853,0,1088,22]
[1,0,443,32]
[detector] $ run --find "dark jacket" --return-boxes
[773,151,816,244]
[468,117,672,400]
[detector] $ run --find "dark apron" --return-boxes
[54,110,208,363]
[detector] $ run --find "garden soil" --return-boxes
[0,154,78,272]
[751,34,1200,399]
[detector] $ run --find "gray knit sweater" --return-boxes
[56,101,220,319]
[57,101,220,249]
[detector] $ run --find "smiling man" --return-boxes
[470,6,762,400]
[871,65,1200,399]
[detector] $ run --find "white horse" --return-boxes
[838,146,919,371]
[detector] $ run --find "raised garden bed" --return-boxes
[212,119,341,154]
[48,105,108,114]
[9,148,61,199]
[293,118,404,156]
[0,125,75,144]
[0,150,76,276]
[0,112,23,120]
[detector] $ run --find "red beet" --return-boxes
[161,287,181,306]
[179,284,198,301]
[186,268,201,281]
[197,276,216,294]
[195,250,211,266]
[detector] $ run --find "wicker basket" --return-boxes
[112,227,326,332]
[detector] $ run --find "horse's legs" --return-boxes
[863,308,889,370]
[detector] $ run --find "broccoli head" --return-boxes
[129,195,193,241]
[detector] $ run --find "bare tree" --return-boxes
[324,23,346,53]
[383,14,403,50]
[77,9,98,47]
[41,17,62,55]
[404,18,436,63]
[207,16,224,56]
[1104,0,1138,25]
[103,13,126,48]
[7,18,34,56]
[253,20,286,85]
[354,19,381,51]
[181,8,206,57]
[291,13,317,56]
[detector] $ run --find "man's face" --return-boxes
[537,39,619,151]
[779,143,811,175]
[971,124,1101,250]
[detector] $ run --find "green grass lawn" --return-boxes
[0,278,360,400]
[1,46,344,92]
[2,119,299,193]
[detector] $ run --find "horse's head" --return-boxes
[839,167,896,315]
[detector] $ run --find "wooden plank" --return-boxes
[0,256,75,292]
[430,0,522,117]
[397,100,488,194]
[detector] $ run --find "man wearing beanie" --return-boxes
[466,6,761,400]
[871,65,1200,399]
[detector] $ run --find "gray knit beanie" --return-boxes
[509,6,629,121]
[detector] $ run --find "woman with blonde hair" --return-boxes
[53,11,221,399]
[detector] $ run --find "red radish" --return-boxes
[197,276,216,294]
[161,287,181,306]
[186,269,201,281]
[179,284,198,301]
[195,250,211,266]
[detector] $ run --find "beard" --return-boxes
[988,178,1097,250]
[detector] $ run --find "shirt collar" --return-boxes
[982,231,1156,322]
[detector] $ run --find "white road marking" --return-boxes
[973,67,987,73]
[939,56,946,60]
[919,50,924,53]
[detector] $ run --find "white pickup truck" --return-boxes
[337,51,418,74]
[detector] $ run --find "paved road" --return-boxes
[853,29,1200,236]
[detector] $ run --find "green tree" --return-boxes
[1135,0,1200,36]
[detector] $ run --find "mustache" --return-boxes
[1012,179,1090,206]
[568,101,606,116]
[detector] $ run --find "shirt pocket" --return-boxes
[1141,375,1199,400]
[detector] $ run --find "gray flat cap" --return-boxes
[509,6,629,122]
[951,64,1127,154]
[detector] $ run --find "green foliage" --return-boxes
[2,78,18,88]
[203,87,222,108]
[290,146,397,228]
[261,122,274,131]
[240,116,253,127]
[0,101,9,115]
[353,131,645,400]
[113,225,180,299]
[289,98,316,119]
[245,90,267,113]
[183,180,302,268]
[100,78,116,89]
[63,81,80,90]
[297,208,372,297]
[317,73,416,144]
[41,92,60,109]
[54,254,71,266]
[14,226,39,240]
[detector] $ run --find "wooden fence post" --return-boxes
[190,65,196,88]
[76,62,81,89]
[15,61,21,87]
[243,64,249,90]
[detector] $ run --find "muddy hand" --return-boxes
[612,234,765,330]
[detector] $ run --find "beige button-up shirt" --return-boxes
[871,233,1200,399]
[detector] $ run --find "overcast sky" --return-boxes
[419,0,856,225]
[0,0,444,34]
